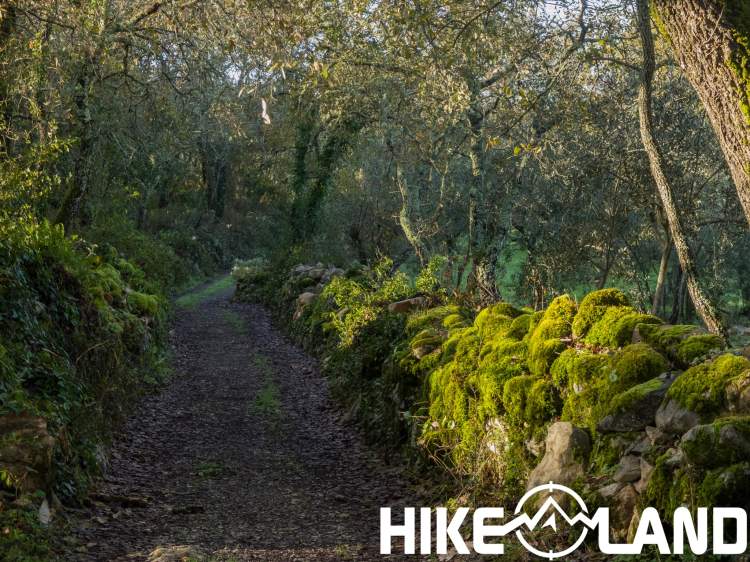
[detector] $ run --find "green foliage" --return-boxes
[668,353,750,415]
[0,493,51,562]
[0,216,165,502]
[415,255,447,295]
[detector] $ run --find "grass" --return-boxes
[248,354,283,422]
[175,275,234,309]
[194,460,225,479]
[222,310,246,333]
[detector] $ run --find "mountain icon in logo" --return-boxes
[512,482,593,560]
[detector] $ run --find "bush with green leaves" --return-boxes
[0,216,166,502]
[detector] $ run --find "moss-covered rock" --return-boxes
[585,306,662,349]
[675,334,724,366]
[637,323,724,367]
[606,343,669,394]
[526,295,576,377]
[667,353,750,415]
[127,291,160,316]
[507,313,533,340]
[697,462,750,509]
[551,348,608,392]
[474,302,523,339]
[680,416,750,468]
[572,288,630,339]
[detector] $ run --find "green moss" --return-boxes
[584,306,662,349]
[127,291,160,316]
[572,288,630,338]
[560,344,666,432]
[502,375,537,427]
[443,313,468,331]
[526,378,561,428]
[507,313,532,340]
[607,377,663,415]
[697,462,750,508]
[681,416,750,468]
[551,348,608,391]
[637,323,724,367]
[474,302,523,338]
[642,453,694,515]
[668,353,750,415]
[676,334,724,366]
[724,1,750,126]
[607,343,669,394]
[407,305,466,336]
[526,295,576,377]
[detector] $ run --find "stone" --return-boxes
[645,425,673,446]
[597,482,624,499]
[292,264,312,275]
[526,422,591,492]
[655,398,700,435]
[598,378,671,433]
[148,545,205,562]
[663,447,685,469]
[625,435,651,456]
[635,458,654,493]
[726,370,750,414]
[611,484,639,541]
[613,455,641,483]
[297,292,317,306]
[387,297,427,314]
[680,419,750,468]
[0,413,55,492]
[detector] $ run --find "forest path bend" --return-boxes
[65,279,417,561]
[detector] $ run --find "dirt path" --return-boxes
[63,279,418,561]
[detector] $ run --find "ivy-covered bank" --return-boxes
[236,258,750,545]
[0,218,165,559]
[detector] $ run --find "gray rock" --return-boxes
[655,398,700,435]
[726,371,750,414]
[680,419,750,468]
[0,413,55,492]
[597,482,624,499]
[598,378,671,433]
[635,458,654,493]
[645,425,673,446]
[613,455,642,483]
[611,485,639,541]
[387,297,427,314]
[527,422,591,491]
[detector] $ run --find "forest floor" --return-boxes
[60,278,422,561]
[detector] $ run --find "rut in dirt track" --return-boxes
[66,282,418,561]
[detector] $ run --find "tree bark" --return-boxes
[651,215,672,316]
[637,0,728,339]
[394,161,428,267]
[467,100,501,305]
[652,0,750,226]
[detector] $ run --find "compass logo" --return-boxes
[380,481,748,558]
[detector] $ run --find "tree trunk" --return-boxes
[0,1,17,153]
[652,0,750,226]
[394,162,428,267]
[651,216,672,315]
[637,0,728,339]
[467,100,500,305]
[54,65,93,230]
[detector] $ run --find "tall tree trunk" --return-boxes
[54,64,93,230]
[0,1,17,153]
[652,0,750,226]
[637,0,727,339]
[394,162,428,267]
[467,101,500,305]
[651,215,672,315]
